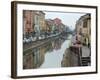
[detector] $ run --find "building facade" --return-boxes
[23,10,33,38]
[23,10,45,38]
[75,14,91,46]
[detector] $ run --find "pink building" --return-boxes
[54,18,62,26]
[54,18,65,32]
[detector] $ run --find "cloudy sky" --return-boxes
[44,11,86,30]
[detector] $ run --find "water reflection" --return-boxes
[23,35,71,69]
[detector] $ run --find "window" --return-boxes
[83,19,88,28]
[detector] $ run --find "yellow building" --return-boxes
[32,11,46,33]
[39,11,46,32]
[75,14,91,46]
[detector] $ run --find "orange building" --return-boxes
[23,10,33,37]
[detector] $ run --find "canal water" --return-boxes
[23,34,72,69]
[40,39,71,68]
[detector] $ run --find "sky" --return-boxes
[44,11,86,30]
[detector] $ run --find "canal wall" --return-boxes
[23,35,59,52]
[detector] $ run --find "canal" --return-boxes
[23,34,72,69]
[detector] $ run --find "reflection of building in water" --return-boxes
[23,37,65,69]
[33,48,41,68]
[45,42,53,53]
[23,41,54,69]
[23,50,34,69]
[51,38,64,50]
[23,45,47,69]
